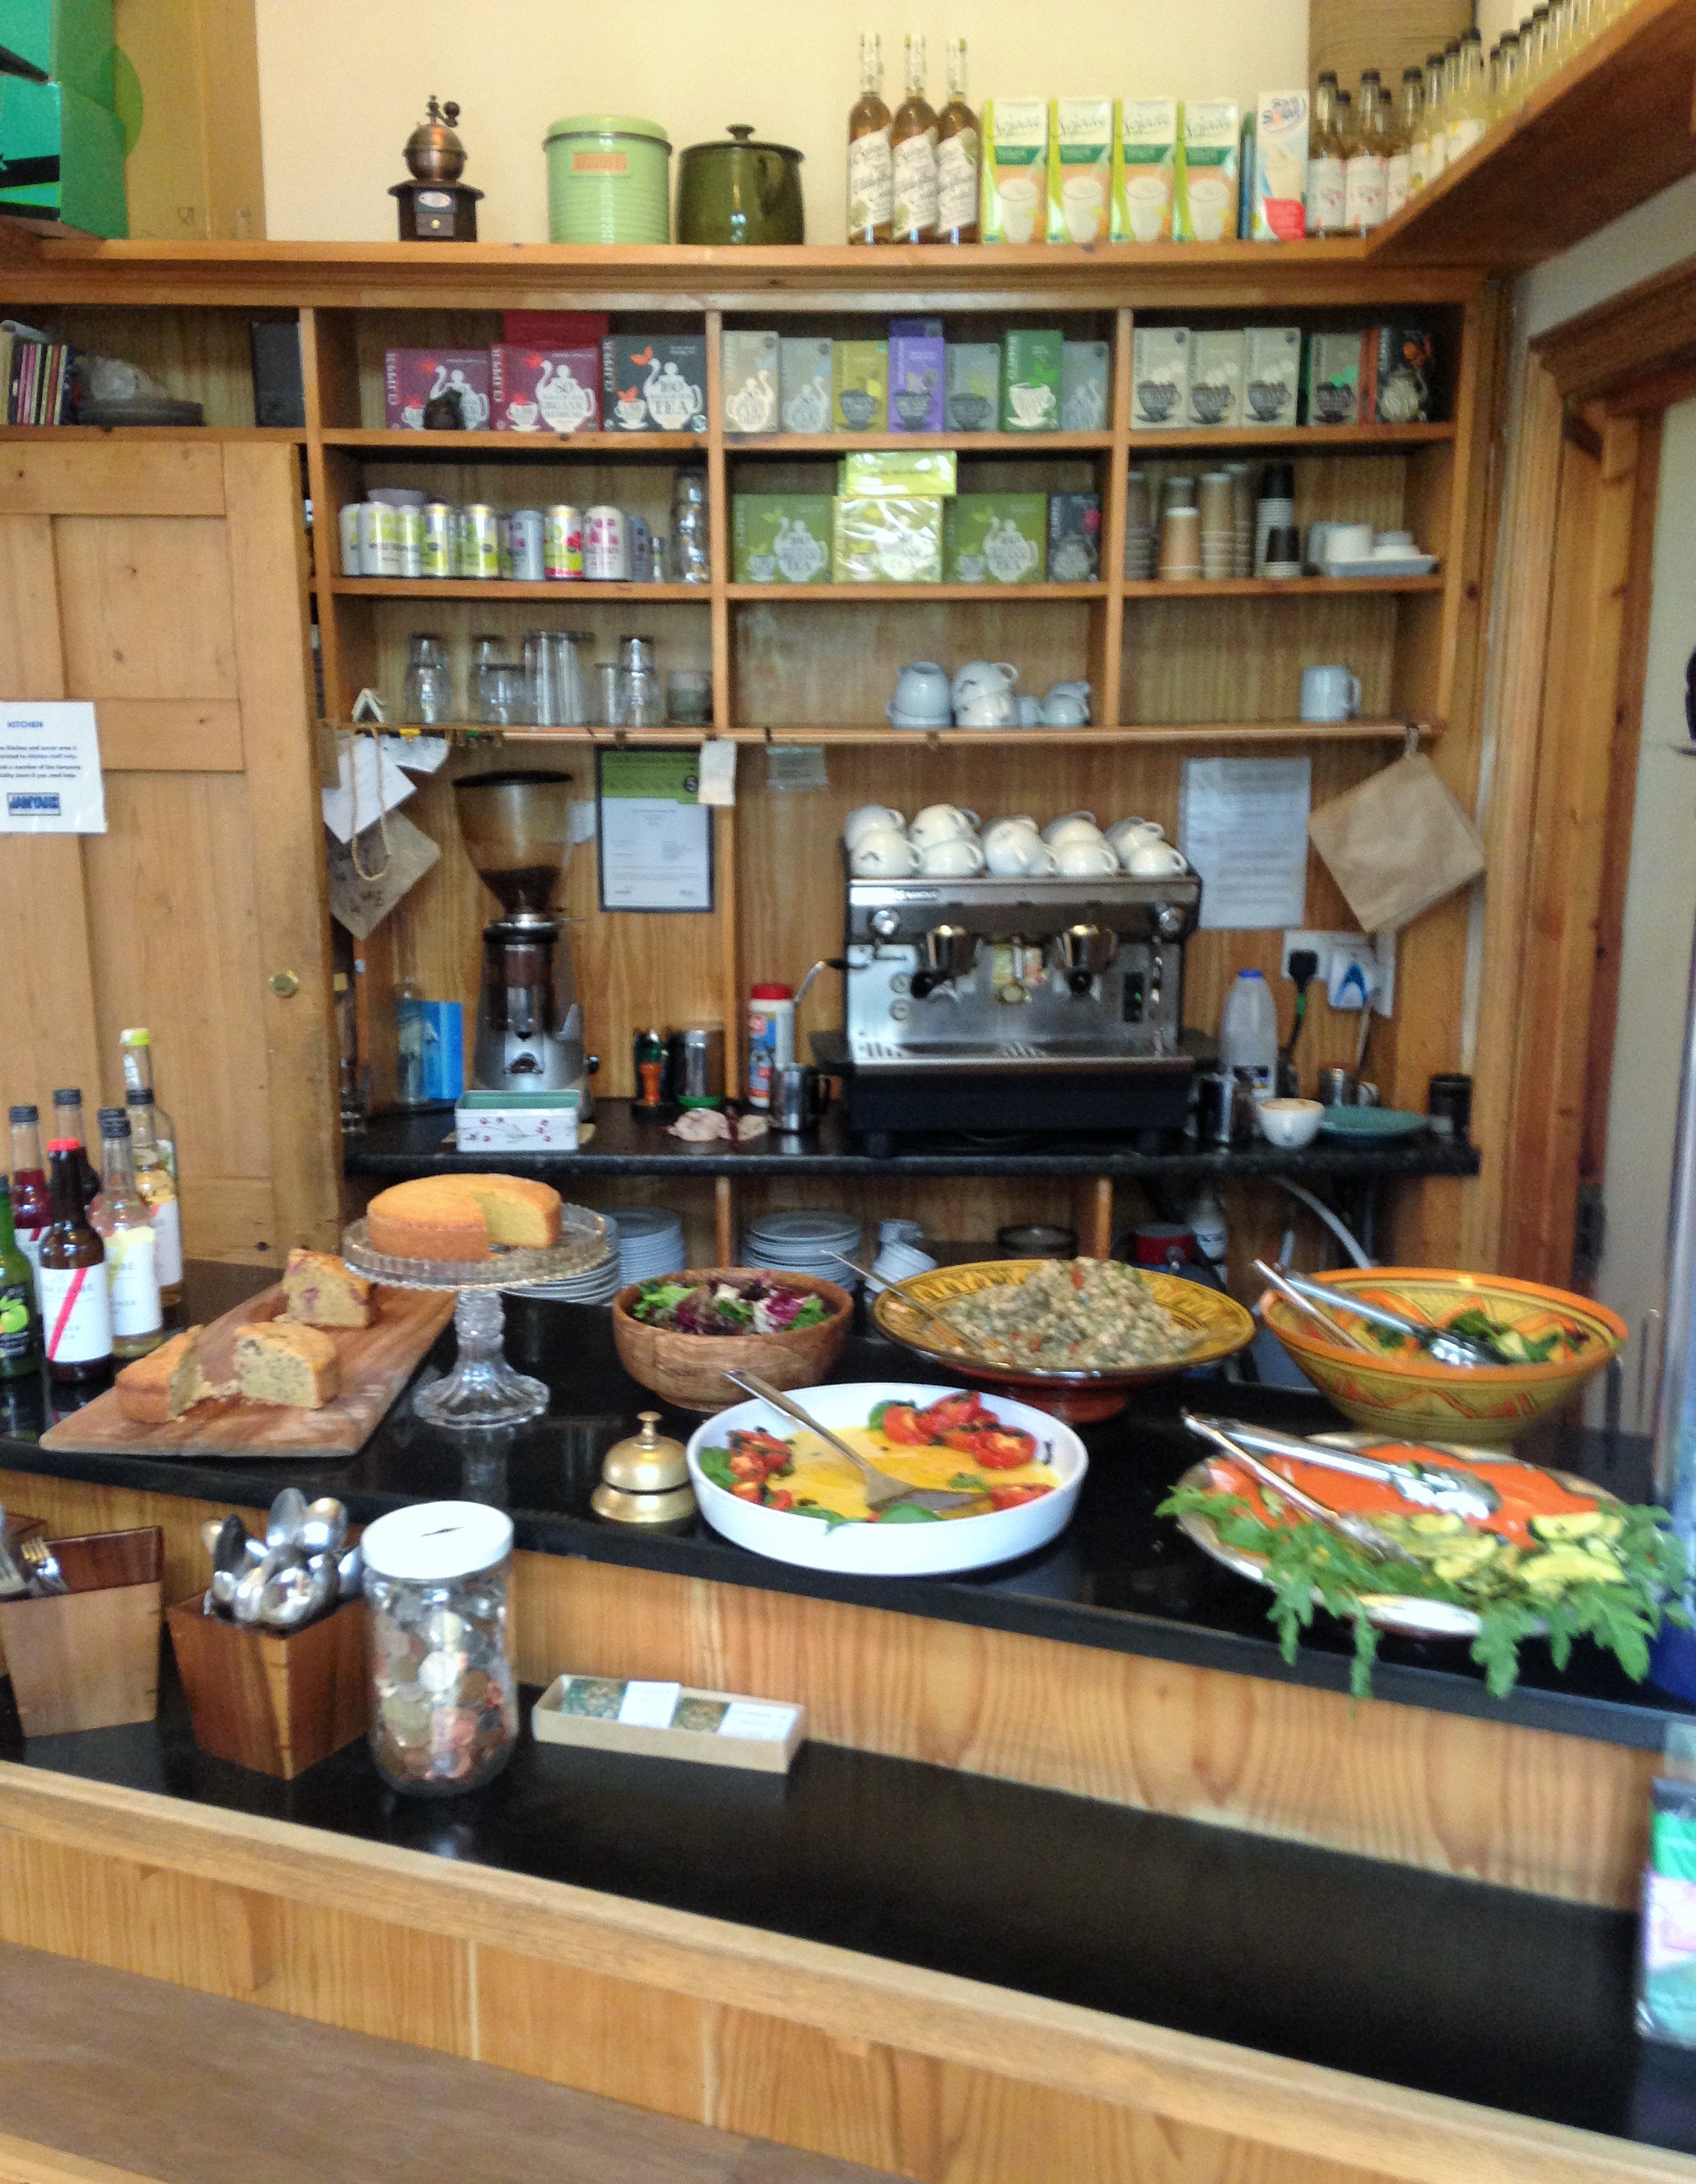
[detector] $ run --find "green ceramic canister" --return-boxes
[545,114,672,243]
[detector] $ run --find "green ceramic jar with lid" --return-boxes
[545,114,672,243]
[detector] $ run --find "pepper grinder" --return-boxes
[391,97,484,242]
[592,1412,696,1528]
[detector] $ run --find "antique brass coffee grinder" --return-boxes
[391,97,483,241]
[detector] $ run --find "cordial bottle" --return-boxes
[38,1140,112,1383]
[0,1179,38,1380]
[890,31,939,244]
[92,1108,163,1359]
[52,1086,100,1206]
[1304,71,1345,238]
[8,1103,49,1305]
[847,30,894,243]
[127,1091,183,1309]
[935,36,980,243]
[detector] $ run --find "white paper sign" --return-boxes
[1178,756,1311,930]
[321,734,417,844]
[617,1679,682,1728]
[717,1699,800,1742]
[0,701,105,833]
[597,749,713,912]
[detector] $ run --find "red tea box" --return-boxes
[490,345,601,432]
[502,310,610,346]
[382,347,492,431]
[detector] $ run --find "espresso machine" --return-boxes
[814,858,1204,1151]
[453,770,595,1108]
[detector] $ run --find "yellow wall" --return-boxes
[254,0,1308,243]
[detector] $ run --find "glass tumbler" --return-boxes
[402,633,453,724]
[595,658,624,728]
[473,660,528,727]
[362,1502,518,1797]
[666,668,713,725]
[524,631,562,725]
[619,635,663,728]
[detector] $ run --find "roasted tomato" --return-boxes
[941,1424,1038,1469]
[985,1483,1052,1510]
[764,1488,795,1511]
[916,1391,996,1436]
[730,1481,763,1503]
[876,1402,932,1445]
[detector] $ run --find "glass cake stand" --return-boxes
[343,1208,610,1429]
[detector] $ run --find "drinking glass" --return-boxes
[524,631,561,725]
[666,668,713,726]
[595,659,624,728]
[473,660,528,727]
[619,635,663,728]
[401,633,453,724]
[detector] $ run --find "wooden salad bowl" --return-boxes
[611,1267,854,1414]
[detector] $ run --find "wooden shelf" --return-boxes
[1370,0,1696,267]
[1120,575,1443,597]
[328,578,708,601]
[355,719,1438,748]
[725,581,1109,601]
[324,429,705,455]
[727,430,1114,454]
[1125,423,1456,451]
[0,424,304,442]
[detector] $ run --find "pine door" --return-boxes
[0,441,339,1258]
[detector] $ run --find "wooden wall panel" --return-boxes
[54,515,238,703]
[0,444,225,518]
[474,1948,709,2122]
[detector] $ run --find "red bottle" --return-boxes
[38,1139,112,1384]
[8,1103,49,1297]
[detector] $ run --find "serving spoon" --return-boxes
[842,1259,1000,1368]
[722,1370,984,1513]
[1258,1263,1510,1369]
[1182,1412,1500,1523]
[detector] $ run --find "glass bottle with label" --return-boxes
[39,1140,112,1384]
[935,35,979,244]
[1334,87,1355,176]
[119,1027,177,1179]
[890,32,938,243]
[1386,67,1421,215]
[0,1180,37,1380]
[1418,51,1448,187]
[1493,28,1522,118]
[1447,29,1489,161]
[127,1091,182,1311]
[91,1109,162,1359]
[1304,71,1346,238]
[52,1086,100,1207]
[1343,71,1388,234]
[8,1104,48,1307]
[847,30,894,244]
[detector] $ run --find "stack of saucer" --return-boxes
[515,1214,626,1305]
[742,1208,862,1289]
[603,1204,687,1285]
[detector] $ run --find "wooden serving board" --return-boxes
[39,1283,455,1461]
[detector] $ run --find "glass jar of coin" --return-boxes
[360,1501,518,1796]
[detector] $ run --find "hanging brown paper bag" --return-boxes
[1307,751,1485,933]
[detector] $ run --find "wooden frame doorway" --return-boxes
[1469,254,1696,1283]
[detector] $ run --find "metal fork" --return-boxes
[17,1534,67,1596]
[723,1370,984,1512]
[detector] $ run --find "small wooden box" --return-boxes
[0,1527,163,1737]
[167,1595,369,1779]
[533,1674,806,1774]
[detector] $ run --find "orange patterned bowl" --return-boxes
[1257,1267,1627,1447]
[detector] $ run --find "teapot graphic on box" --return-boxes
[648,355,704,431]
[536,358,595,433]
[983,517,1039,583]
[772,518,827,582]
[725,366,778,434]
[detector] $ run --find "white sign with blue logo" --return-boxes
[0,702,105,834]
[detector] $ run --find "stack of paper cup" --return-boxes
[1158,475,1201,581]
[1199,470,1234,582]
[1123,468,1154,581]
[1227,464,1255,577]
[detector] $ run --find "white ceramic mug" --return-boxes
[1106,816,1165,860]
[1054,836,1120,877]
[892,660,952,720]
[908,803,980,848]
[918,835,987,877]
[849,827,921,877]
[955,689,1018,729]
[951,660,1019,708]
[1016,694,1043,726]
[1041,688,1090,728]
[844,803,904,849]
[1042,811,1101,847]
[1125,840,1189,878]
[1300,664,1362,722]
[984,813,1039,847]
[985,831,1057,877]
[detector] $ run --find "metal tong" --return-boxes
[1183,1411,1500,1523]
[1254,1260,1510,1368]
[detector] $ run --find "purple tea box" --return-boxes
[382,347,492,431]
[489,344,601,433]
[888,316,946,433]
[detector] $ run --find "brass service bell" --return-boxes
[592,1411,696,1527]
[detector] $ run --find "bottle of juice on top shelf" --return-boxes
[848,32,894,244]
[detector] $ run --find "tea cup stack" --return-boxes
[842,805,1190,882]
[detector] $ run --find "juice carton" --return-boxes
[944,494,1049,583]
[1130,325,1189,430]
[721,330,780,434]
[1303,330,1366,425]
[832,339,887,430]
[732,495,834,583]
[1061,340,1110,430]
[832,496,944,583]
[1251,91,1309,241]
[980,100,1048,245]
[1047,98,1113,244]
[1111,98,1177,243]
[490,345,599,432]
[1176,101,1239,243]
[1046,492,1101,580]
[1187,330,1244,428]
[1000,328,1062,432]
[1244,326,1301,425]
[888,317,946,432]
[779,336,833,432]
[384,348,491,431]
[945,342,1000,431]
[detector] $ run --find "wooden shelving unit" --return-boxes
[351,719,1440,749]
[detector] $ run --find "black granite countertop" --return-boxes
[1,1262,1688,1754]
[7,1655,1696,2160]
[343,1100,1484,1184]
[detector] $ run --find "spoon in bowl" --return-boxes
[721,1370,983,1513]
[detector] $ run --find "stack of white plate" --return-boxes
[509,1215,625,1304]
[603,1204,687,1286]
[742,1209,862,1290]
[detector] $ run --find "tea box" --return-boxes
[1112,97,1177,242]
[1047,98,1113,244]
[1000,328,1062,432]
[602,335,708,432]
[1361,326,1436,423]
[832,339,888,432]
[1250,90,1309,241]
[1303,331,1366,426]
[832,496,944,583]
[888,317,946,432]
[980,99,1047,245]
[1187,330,1244,429]
[1243,326,1301,425]
[1130,325,1189,430]
[489,344,600,433]
[721,330,781,434]
[1047,492,1102,581]
[1061,340,1110,431]
[383,347,492,431]
[945,342,1001,432]
[779,336,833,433]
[944,494,1048,584]
[732,495,834,584]
[839,450,957,497]
[1176,100,1239,243]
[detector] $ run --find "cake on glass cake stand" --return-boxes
[343,1206,608,1429]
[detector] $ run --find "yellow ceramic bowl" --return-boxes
[1257,1267,1627,1446]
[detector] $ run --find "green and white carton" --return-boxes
[1000,327,1062,432]
[833,496,944,583]
[1175,100,1239,243]
[945,342,1001,431]
[779,337,832,433]
[980,99,1047,244]
[831,339,887,431]
[1061,340,1110,430]
[1046,98,1113,244]
[0,75,125,234]
[1112,98,1178,242]
[732,496,833,584]
[944,494,1048,584]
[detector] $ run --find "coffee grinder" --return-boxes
[453,770,595,1109]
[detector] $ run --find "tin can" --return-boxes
[421,502,455,579]
[745,983,795,1109]
[504,509,545,583]
[668,1024,724,1107]
[584,504,629,581]
[457,504,500,580]
[338,502,364,576]
[628,514,654,582]
[396,502,424,579]
[544,504,583,579]
[357,500,401,578]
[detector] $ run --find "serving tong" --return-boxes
[723,1370,985,1512]
[1183,1411,1501,1528]
[1253,1260,1510,1369]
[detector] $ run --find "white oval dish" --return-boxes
[686,1380,1087,1576]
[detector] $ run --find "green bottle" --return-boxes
[0,1178,39,1379]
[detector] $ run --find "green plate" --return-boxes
[1319,1107,1429,1139]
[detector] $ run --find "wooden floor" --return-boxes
[0,1940,896,2184]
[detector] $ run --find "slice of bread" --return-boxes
[283,1246,376,1328]
[233,1319,342,1409]
[116,1326,220,1425]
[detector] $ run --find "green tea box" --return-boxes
[838,449,957,497]
[1061,340,1110,431]
[0,76,125,235]
[1244,325,1301,423]
[732,495,834,583]
[980,99,1047,243]
[1187,329,1244,428]
[832,339,887,431]
[944,494,1048,584]
[1303,330,1366,425]
[721,329,779,434]
[1046,493,1101,581]
[1111,97,1178,241]
[1175,100,1239,242]
[0,0,115,105]
[779,336,833,432]
[1046,98,1113,243]
[832,495,944,583]
[1000,328,1062,432]
[945,342,1000,432]
[1130,324,1188,430]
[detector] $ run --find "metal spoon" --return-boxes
[842,1259,998,1367]
[265,1488,310,1552]
[209,1513,252,1612]
[721,1369,984,1513]
[1181,1413,1400,1557]
[1253,1260,1378,1355]
[232,1547,290,1626]
[299,1497,348,1556]
[1263,1265,1510,1369]
[336,1541,364,1599]
[1183,1412,1500,1522]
